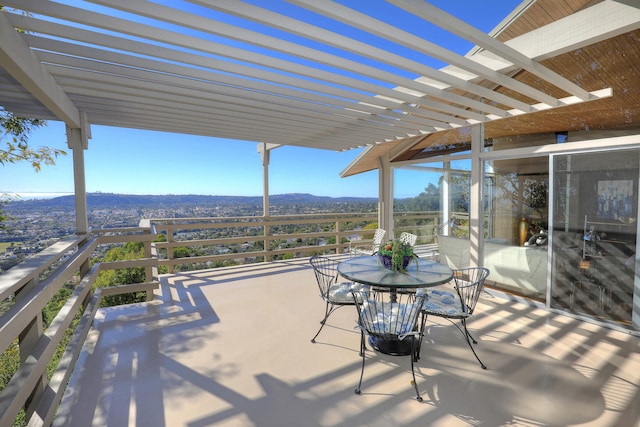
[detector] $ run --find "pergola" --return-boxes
[1,0,638,233]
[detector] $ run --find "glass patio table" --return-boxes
[337,255,453,355]
[337,255,453,290]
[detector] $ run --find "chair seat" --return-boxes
[419,288,468,317]
[328,282,367,303]
[417,267,490,370]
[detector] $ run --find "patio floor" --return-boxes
[56,257,640,427]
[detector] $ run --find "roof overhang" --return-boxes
[341,0,640,177]
[0,0,620,154]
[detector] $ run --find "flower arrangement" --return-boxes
[377,240,417,272]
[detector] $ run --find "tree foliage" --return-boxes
[94,241,148,307]
[1,109,66,229]
[0,110,65,170]
[395,182,440,212]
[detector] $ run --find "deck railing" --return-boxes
[0,228,157,427]
[0,211,442,426]
[148,211,443,272]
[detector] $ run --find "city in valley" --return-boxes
[0,193,379,272]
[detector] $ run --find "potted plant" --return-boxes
[377,240,417,272]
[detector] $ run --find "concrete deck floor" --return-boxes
[56,257,640,427]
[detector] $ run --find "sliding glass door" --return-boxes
[551,149,640,327]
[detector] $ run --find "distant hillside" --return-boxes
[10,192,378,209]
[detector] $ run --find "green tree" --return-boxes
[0,109,67,226]
[0,111,64,169]
[94,242,147,307]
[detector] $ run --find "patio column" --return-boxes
[469,124,484,268]
[258,143,271,260]
[66,115,91,236]
[378,154,394,238]
[258,143,270,216]
[441,160,451,235]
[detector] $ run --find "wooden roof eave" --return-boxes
[341,1,640,177]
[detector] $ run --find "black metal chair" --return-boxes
[418,267,490,369]
[309,255,367,343]
[351,287,426,401]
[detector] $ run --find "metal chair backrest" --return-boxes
[371,228,386,253]
[399,232,417,247]
[309,256,339,298]
[354,287,425,339]
[452,267,490,315]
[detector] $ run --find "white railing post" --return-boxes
[263,215,271,262]
[166,221,175,273]
[15,278,46,419]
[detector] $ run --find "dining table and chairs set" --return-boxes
[309,232,490,402]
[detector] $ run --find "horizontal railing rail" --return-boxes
[0,228,158,427]
[149,212,443,271]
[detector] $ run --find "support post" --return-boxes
[258,143,271,260]
[442,160,451,236]
[469,124,484,268]
[66,116,90,236]
[67,114,91,276]
[378,154,394,238]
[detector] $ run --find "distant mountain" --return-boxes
[9,192,378,209]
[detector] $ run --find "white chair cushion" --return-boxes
[328,282,369,303]
[360,300,420,335]
[418,288,467,317]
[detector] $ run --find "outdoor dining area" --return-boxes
[3,0,640,424]
[56,253,640,427]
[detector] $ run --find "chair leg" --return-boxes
[465,328,478,344]
[311,302,332,343]
[355,332,366,395]
[410,337,423,402]
[460,319,487,369]
[415,313,427,361]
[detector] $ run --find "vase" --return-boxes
[378,253,412,271]
[518,217,529,246]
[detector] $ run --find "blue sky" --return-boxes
[2,0,521,200]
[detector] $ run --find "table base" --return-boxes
[369,336,415,356]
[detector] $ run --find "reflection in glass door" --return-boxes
[482,157,549,300]
[551,149,639,327]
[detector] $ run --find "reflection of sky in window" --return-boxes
[394,158,473,198]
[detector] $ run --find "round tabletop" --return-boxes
[337,255,453,289]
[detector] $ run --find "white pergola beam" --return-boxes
[13,14,465,130]
[289,0,562,108]
[35,50,433,136]
[8,0,478,127]
[389,0,593,102]
[95,0,531,116]
[501,0,640,63]
[0,11,80,127]
[0,0,617,152]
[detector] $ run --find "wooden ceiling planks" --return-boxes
[393,8,640,164]
[359,25,640,168]
[496,0,595,42]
